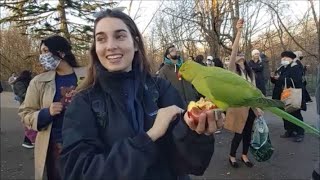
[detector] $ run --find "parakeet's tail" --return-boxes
[266,107,320,136]
[243,97,284,108]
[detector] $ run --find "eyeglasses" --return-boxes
[93,7,126,18]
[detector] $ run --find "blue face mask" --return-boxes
[39,53,61,71]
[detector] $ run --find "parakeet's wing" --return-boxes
[192,70,261,106]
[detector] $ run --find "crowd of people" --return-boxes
[1,9,319,180]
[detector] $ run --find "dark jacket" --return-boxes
[316,65,320,115]
[248,59,266,95]
[271,62,306,111]
[13,80,30,104]
[0,82,3,93]
[60,73,215,180]
[158,59,200,104]
[260,53,270,84]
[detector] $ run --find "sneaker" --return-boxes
[22,136,34,149]
[280,131,292,138]
[22,142,34,149]
[294,135,304,143]
[215,130,221,134]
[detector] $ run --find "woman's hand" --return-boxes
[49,102,63,116]
[147,105,183,141]
[184,110,225,135]
[253,108,264,117]
[236,19,244,29]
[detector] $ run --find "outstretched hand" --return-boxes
[184,110,225,135]
[236,19,244,29]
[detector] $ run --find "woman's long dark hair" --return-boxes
[41,35,78,67]
[236,60,254,81]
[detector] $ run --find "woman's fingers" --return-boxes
[205,110,217,135]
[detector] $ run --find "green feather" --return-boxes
[266,107,320,136]
[242,97,284,108]
[180,61,320,136]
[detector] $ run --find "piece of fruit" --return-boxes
[187,97,217,124]
[281,89,291,100]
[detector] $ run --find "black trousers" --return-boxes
[230,109,256,157]
[283,110,305,136]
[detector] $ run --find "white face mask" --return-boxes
[39,53,61,71]
[281,60,290,66]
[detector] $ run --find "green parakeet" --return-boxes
[179,60,320,136]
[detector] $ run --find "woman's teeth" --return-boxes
[107,55,122,59]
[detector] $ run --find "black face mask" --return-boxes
[171,55,178,60]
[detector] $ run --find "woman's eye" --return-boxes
[117,34,126,40]
[96,37,105,42]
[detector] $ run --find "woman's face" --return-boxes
[253,53,260,59]
[95,17,137,72]
[40,44,50,55]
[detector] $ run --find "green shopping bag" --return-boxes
[250,116,274,162]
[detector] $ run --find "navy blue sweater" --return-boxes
[38,72,77,143]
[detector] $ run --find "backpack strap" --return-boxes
[145,76,160,106]
[90,77,161,130]
[88,86,108,129]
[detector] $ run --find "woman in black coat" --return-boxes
[271,51,306,142]
[249,49,266,95]
[60,9,219,180]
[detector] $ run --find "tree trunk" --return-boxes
[309,0,320,63]
[58,0,71,42]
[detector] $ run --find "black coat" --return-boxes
[60,74,215,180]
[271,62,306,111]
[248,60,266,95]
[0,82,3,93]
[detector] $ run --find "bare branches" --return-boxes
[261,1,318,58]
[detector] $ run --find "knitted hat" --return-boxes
[281,51,296,59]
[294,51,303,58]
[251,49,260,56]
[207,56,213,60]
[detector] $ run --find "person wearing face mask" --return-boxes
[59,9,217,180]
[18,35,85,180]
[271,51,306,142]
[158,45,200,104]
[206,56,214,66]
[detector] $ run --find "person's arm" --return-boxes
[60,92,158,180]
[228,19,243,73]
[18,78,45,131]
[18,77,55,131]
[157,79,214,175]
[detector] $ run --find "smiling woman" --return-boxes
[95,18,137,72]
[60,9,218,180]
